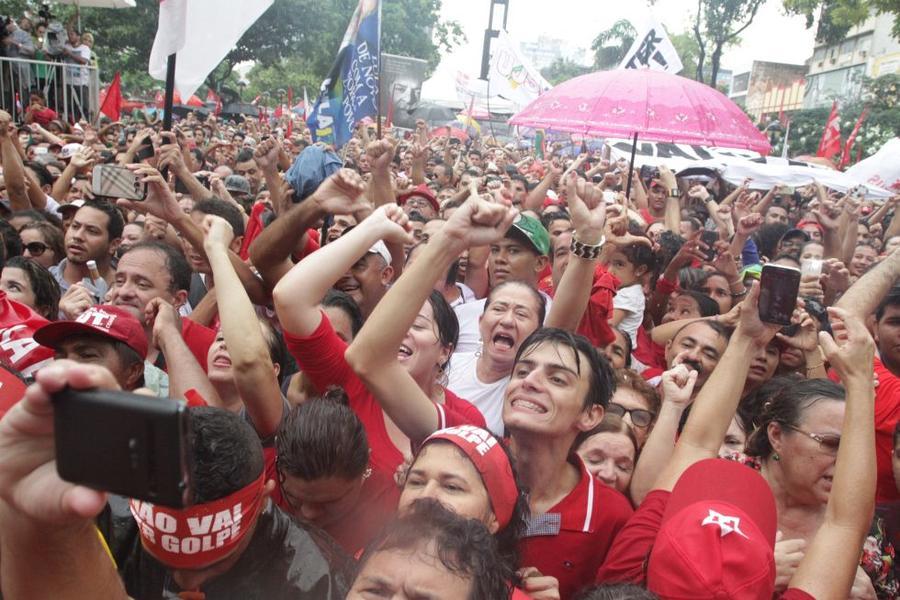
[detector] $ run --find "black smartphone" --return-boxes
[136,141,155,161]
[640,164,659,181]
[52,387,193,508]
[699,230,719,262]
[758,264,801,326]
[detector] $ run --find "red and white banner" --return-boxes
[816,100,842,160]
[149,0,273,100]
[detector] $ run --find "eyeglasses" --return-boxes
[783,424,841,454]
[607,402,654,428]
[24,241,48,256]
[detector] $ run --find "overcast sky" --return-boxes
[435,0,818,78]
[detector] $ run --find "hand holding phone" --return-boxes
[92,164,147,201]
[53,387,193,507]
[758,264,801,326]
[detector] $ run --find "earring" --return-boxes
[772,453,780,461]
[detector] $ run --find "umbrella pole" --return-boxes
[625,131,638,199]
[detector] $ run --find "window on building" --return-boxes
[840,40,854,57]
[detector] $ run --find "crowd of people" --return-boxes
[1,10,96,124]
[0,103,897,600]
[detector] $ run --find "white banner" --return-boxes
[619,18,684,74]
[488,30,552,108]
[845,137,900,195]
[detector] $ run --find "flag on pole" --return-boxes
[149,0,273,101]
[488,30,551,108]
[839,107,868,169]
[307,0,381,148]
[303,87,310,122]
[98,72,124,121]
[620,18,684,74]
[816,101,842,160]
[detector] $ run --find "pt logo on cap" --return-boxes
[701,509,748,539]
[76,308,117,333]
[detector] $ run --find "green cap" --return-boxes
[507,214,550,256]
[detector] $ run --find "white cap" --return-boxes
[59,143,84,160]
[367,240,392,266]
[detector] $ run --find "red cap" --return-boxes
[398,184,439,213]
[796,219,824,237]
[35,305,148,360]
[421,425,518,529]
[647,459,777,600]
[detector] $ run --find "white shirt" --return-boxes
[63,43,91,85]
[447,351,509,436]
[613,283,645,346]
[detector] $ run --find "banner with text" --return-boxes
[488,30,552,108]
[307,0,381,148]
[619,18,683,74]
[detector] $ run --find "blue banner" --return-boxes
[307,0,381,149]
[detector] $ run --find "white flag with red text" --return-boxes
[149,0,273,100]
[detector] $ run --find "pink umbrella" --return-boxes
[509,69,770,154]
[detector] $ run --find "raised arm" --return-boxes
[0,110,32,211]
[146,297,221,406]
[0,361,128,600]
[120,165,268,306]
[654,284,780,491]
[546,173,607,331]
[251,169,368,293]
[51,146,95,201]
[345,195,516,441]
[788,308,876,600]
[630,363,697,505]
[835,246,900,319]
[202,215,283,438]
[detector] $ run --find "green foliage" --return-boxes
[669,30,701,80]
[0,0,461,97]
[783,0,900,44]
[591,19,636,70]
[540,58,592,86]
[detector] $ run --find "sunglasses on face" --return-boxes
[607,402,654,428]
[24,241,49,256]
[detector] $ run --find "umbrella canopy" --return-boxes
[55,0,135,7]
[429,126,468,142]
[407,102,457,125]
[509,69,771,154]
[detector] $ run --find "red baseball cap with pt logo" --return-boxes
[34,305,148,360]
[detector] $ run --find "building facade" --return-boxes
[803,12,900,109]
[729,61,808,122]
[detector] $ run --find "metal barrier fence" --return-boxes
[0,55,100,124]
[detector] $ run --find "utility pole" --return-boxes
[480,0,509,80]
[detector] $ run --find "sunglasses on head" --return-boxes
[24,241,48,256]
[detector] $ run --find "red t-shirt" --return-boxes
[0,292,54,377]
[539,265,620,349]
[181,318,216,373]
[873,358,900,503]
[28,105,58,127]
[519,457,633,599]
[632,325,667,370]
[283,313,486,478]
[596,489,669,585]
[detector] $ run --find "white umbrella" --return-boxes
[53,0,136,31]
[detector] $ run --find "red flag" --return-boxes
[839,107,868,169]
[816,100,842,160]
[99,72,124,121]
[274,103,283,118]
[206,88,222,115]
[287,87,294,137]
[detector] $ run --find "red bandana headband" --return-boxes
[130,472,266,569]
[422,425,518,529]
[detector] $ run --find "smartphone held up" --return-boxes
[757,264,801,326]
[52,388,193,508]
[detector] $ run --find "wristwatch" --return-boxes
[668,188,680,198]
